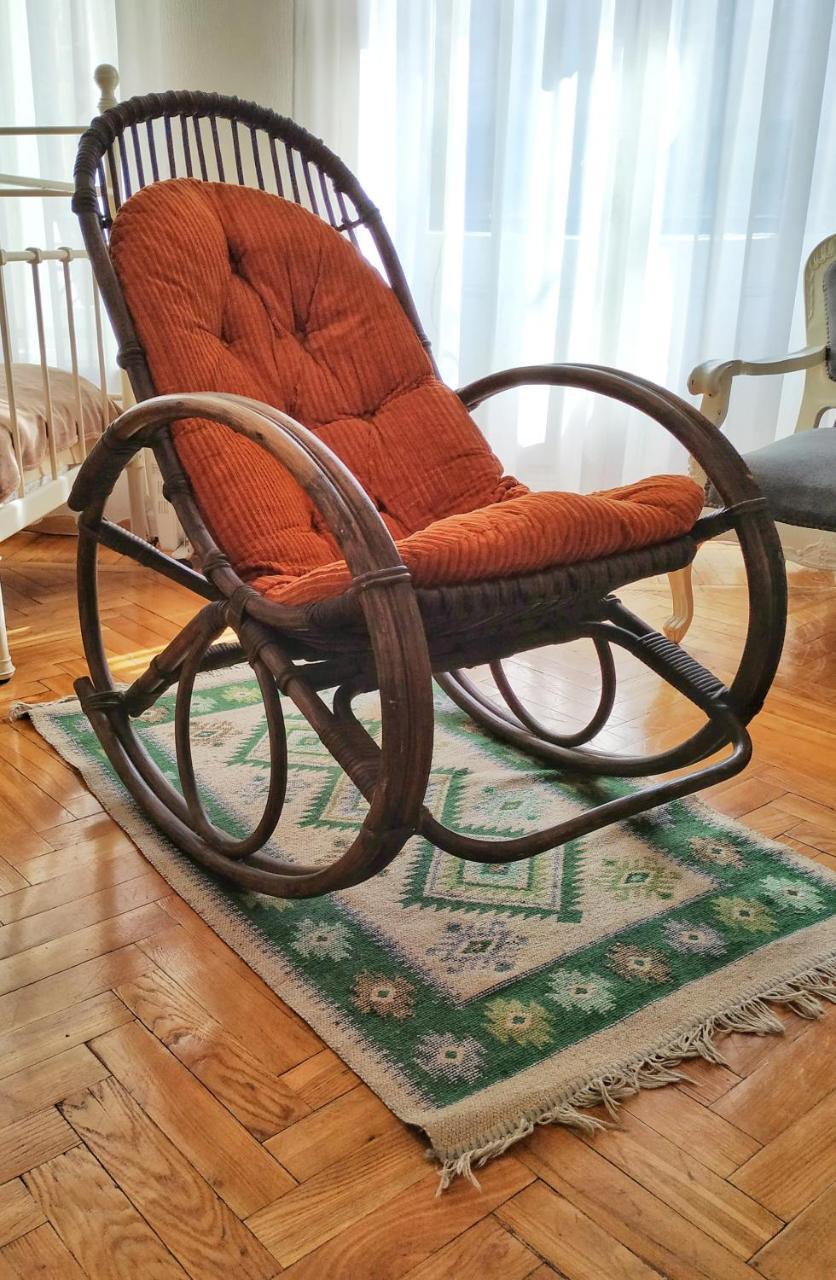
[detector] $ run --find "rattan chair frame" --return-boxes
[67,91,787,897]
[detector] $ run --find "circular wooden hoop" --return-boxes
[174,612,289,861]
[74,394,435,896]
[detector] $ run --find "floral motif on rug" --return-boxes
[21,669,836,1186]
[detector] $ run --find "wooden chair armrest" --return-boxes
[456,362,755,507]
[688,346,826,426]
[69,391,404,584]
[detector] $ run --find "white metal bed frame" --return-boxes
[0,65,145,680]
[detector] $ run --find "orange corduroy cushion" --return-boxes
[109,178,703,602]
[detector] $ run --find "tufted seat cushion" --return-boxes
[110,179,704,605]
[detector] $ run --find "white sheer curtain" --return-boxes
[295,0,836,491]
[0,0,118,382]
[5,1,835,494]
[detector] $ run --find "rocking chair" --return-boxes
[68,92,787,898]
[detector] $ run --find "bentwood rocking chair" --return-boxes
[68,92,787,898]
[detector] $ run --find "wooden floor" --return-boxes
[0,530,834,1280]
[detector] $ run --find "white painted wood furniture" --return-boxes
[0,65,146,680]
[665,234,836,643]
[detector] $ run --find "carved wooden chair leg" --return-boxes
[664,564,695,643]
[0,571,14,682]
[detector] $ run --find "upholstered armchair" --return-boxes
[666,234,836,644]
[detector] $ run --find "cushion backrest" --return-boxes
[109,179,522,581]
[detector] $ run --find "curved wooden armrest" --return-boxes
[687,346,826,426]
[69,391,404,584]
[456,362,757,509]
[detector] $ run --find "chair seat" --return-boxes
[269,533,700,668]
[250,474,704,604]
[739,427,836,532]
[707,427,836,531]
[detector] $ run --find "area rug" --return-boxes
[18,667,836,1187]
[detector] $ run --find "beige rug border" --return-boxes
[18,676,836,1186]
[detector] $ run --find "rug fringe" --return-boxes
[435,957,836,1191]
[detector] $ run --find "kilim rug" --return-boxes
[18,667,836,1187]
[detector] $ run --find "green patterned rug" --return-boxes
[20,667,836,1186]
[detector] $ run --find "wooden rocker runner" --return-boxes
[68,91,787,898]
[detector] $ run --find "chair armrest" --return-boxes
[456,362,750,499]
[69,391,405,588]
[688,346,826,426]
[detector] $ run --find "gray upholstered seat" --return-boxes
[710,426,836,531]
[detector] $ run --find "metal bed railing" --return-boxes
[0,245,111,498]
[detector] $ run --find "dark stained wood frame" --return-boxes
[67,90,787,897]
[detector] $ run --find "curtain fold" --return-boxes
[294,0,836,491]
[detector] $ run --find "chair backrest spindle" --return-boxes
[163,116,176,178]
[180,115,193,177]
[192,116,209,180]
[249,127,265,190]
[230,119,244,184]
[209,115,225,181]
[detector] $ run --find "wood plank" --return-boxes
[0,945,151,1038]
[0,862,26,899]
[621,1083,760,1175]
[10,831,137,882]
[731,1086,836,1218]
[0,991,132,1082]
[0,1111,78,1185]
[279,1048,359,1109]
[0,804,51,862]
[712,1010,811,1078]
[152,894,320,1036]
[0,1222,86,1277]
[90,1020,295,1216]
[752,1182,836,1280]
[116,966,310,1141]
[283,1158,535,1280]
[0,850,155,925]
[497,1180,665,1280]
[25,1144,189,1279]
[0,1046,110,1128]
[137,926,320,1072]
[403,1217,541,1280]
[246,1128,427,1267]
[60,1077,276,1280]
[39,811,127,852]
[0,725,89,806]
[0,873,169,961]
[0,903,171,998]
[0,766,75,834]
[784,820,836,856]
[712,1010,836,1143]
[702,777,787,819]
[580,1112,781,1258]
[264,1083,398,1181]
[756,762,836,813]
[521,1125,761,1280]
[733,803,798,839]
[0,1180,42,1248]
[769,791,836,832]
[675,1055,742,1107]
